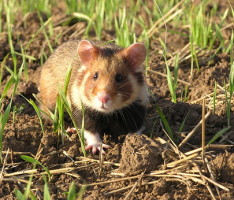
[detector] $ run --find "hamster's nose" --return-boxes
[97,92,110,103]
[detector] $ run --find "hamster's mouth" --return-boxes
[101,103,108,110]
[92,98,115,113]
[97,103,114,113]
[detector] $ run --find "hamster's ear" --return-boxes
[124,43,146,71]
[78,40,98,67]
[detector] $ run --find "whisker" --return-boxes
[119,109,127,125]
[121,108,139,131]
[118,81,131,89]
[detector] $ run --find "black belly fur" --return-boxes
[72,101,146,136]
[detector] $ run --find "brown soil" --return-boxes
[119,134,165,175]
[1,1,234,199]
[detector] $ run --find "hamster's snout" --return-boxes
[97,92,110,104]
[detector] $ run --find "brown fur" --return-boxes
[39,40,80,113]
[39,40,147,116]
[82,56,133,105]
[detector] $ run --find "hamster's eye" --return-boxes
[115,74,123,83]
[93,72,99,80]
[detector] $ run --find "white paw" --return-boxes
[66,127,77,134]
[84,131,110,154]
[85,143,110,154]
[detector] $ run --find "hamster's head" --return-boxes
[71,40,147,113]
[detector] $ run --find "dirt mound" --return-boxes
[119,134,165,175]
[213,152,234,184]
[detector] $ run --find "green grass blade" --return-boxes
[54,66,86,156]
[178,111,190,134]
[59,90,86,156]
[37,12,53,53]
[156,104,174,140]
[67,182,77,200]
[173,54,179,87]
[0,74,14,100]
[1,100,12,129]
[73,12,92,22]
[21,96,45,134]
[24,177,33,199]
[166,65,176,103]
[77,185,87,200]
[229,61,234,95]
[21,155,51,178]
[44,183,52,200]
[14,189,25,200]
[208,126,231,145]
[4,0,17,72]
[28,190,37,200]
[21,155,41,165]
[0,100,12,162]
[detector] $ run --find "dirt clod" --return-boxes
[119,134,165,175]
[213,153,234,184]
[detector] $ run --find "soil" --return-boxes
[1,1,234,199]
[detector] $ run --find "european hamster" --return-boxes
[39,40,148,154]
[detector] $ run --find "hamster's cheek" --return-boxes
[111,95,124,110]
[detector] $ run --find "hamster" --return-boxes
[39,40,148,154]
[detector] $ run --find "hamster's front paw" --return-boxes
[85,131,110,154]
[85,142,110,154]
[66,127,77,134]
